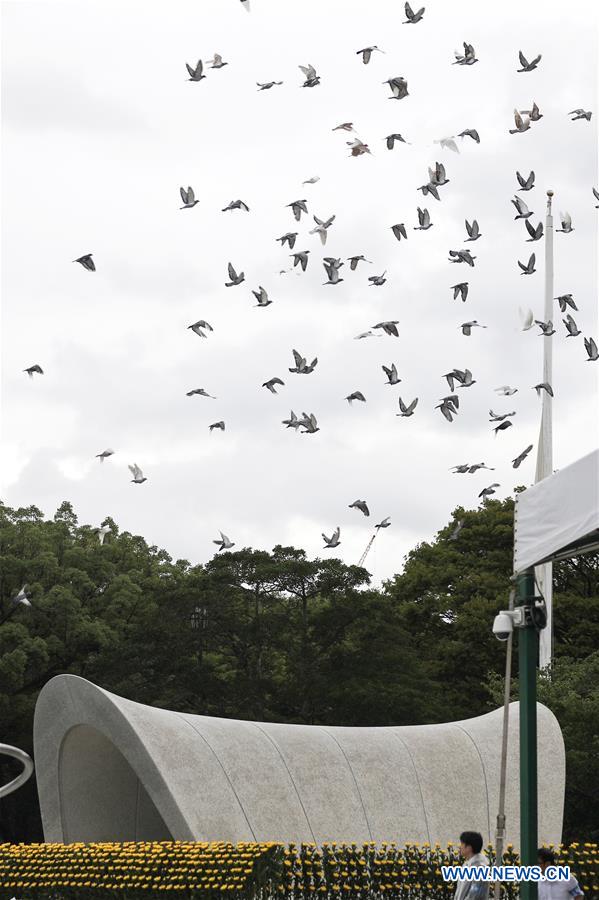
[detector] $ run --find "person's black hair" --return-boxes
[538,848,556,865]
[460,831,483,854]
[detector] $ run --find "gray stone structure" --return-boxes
[34,675,565,846]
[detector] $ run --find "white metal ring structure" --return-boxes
[0,744,34,798]
[34,675,565,847]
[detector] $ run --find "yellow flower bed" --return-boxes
[0,840,597,900]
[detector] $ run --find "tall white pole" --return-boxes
[535,191,554,671]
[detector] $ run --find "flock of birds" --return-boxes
[18,0,598,563]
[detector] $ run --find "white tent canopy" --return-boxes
[514,449,599,574]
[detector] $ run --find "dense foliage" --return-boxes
[1,498,598,843]
[1,841,598,900]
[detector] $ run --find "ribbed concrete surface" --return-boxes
[33,675,565,846]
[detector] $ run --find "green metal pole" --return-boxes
[517,570,538,900]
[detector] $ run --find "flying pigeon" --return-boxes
[225,262,245,286]
[369,271,387,286]
[74,253,95,271]
[465,219,481,241]
[563,314,581,337]
[495,385,518,396]
[509,110,531,134]
[468,463,495,473]
[436,398,457,422]
[373,321,399,336]
[188,320,213,338]
[277,232,298,249]
[520,101,543,121]
[94,525,111,545]
[568,109,592,121]
[263,377,284,394]
[429,161,450,186]
[517,170,535,191]
[513,445,534,468]
[525,219,543,241]
[455,368,476,388]
[556,212,574,233]
[512,196,533,219]
[282,411,302,430]
[449,249,476,266]
[453,42,478,65]
[517,51,542,72]
[375,517,391,529]
[354,330,382,339]
[348,255,372,269]
[287,199,308,221]
[519,307,535,330]
[129,463,147,484]
[289,349,318,374]
[333,122,355,132]
[434,137,460,153]
[302,175,320,184]
[257,81,283,90]
[451,282,469,302]
[322,527,341,548]
[450,464,471,474]
[299,64,320,87]
[518,253,536,274]
[96,448,114,462]
[403,2,425,22]
[310,214,336,244]
[386,133,409,149]
[291,251,310,271]
[346,391,366,404]
[534,382,554,397]
[207,53,228,69]
[479,483,500,499]
[383,363,401,385]
[12,585,32,607]
[299,413,320,434]
[23,365,43,377]
[209,421,225,432]
[391,223,408,241]
[222,199,250,212]
[418,182,441,201]
[458,128,480,143]
[383,77,409,100]
[185,59,205,81]
[489,410,516,422]
[349,500,370,517]
[414,208,433,229]
[584,337,599,360]
[214,531,235,551]
[493,420,513,436]
[449,520,465,540]
[347,138,372,157]
[397,397,418,416]
[252,286,272,307]
[323,259,344,285]
[179,186,199,210]
[186,388,216,398]
[357,46,384,64]
[555,293,578,312]
[535,319,556,336]
[460,321,486,336]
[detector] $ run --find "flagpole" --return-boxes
[535,190,554,671]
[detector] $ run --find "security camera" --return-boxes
[492,607,525,641]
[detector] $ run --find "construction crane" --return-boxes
[357,531,378,567]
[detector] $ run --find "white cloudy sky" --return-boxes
[1,0,598,585]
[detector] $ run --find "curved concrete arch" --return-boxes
[33,675,565,847]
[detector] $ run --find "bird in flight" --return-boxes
[188,320,213,338]
[348,254,372,270]
[383,77,409,100]
[479,484,500,499]
[94,525,111,545]
[263,377,285,394]
[373,320,399,337]
[520,101,543,121]
[289,350,318,374]
[458,128,480,143]
[397,397,418,417]
[517,51,542,72]
[376,516,391,529]
[449,520,465,540]
[584,338,599,361]
[464,219,481,241]
[186,388,217,398]
[519,253,536,275]
[453,42,478,65]
[535,319,555,336]
[23,364,43,378]
[74,253,95,271]
[222,199,250,212]
[495,385,518,396]
[512,445,534,468]
[346,391,366,404]
[391,223,408,241]
[299,64,320,87]
[186,59,205,82]
[209,421,225,432]
[563,314,581,337]
[525,219,543,241]
[509,110,531,134]
[414,208,433,230]
[569,109,592,121]
[383,363,401,385]
[369,271,387,286]
[386,133,409,149]
[180,186,199,209]
[214,531,235,551]
[460,321,486,336]
[322,527,341,548]
[225,262,245,286]
[517,170,535,191]
[287,199,308,221]
[357,46,384,64]
[403,2,425,23]
[534,382,554,397]
[555,293,578,312]
[129,463,147,484]
[12,585,32,607]
[207,53,228,69]
[512,196,533,219]
[290,250,310,271]
[349,500,370,516]
[556,212,574,233]
[299,413,320,434]
[451,282,469,302]
[96,448,114,462]
[257,80,283,90]
[252,286,272,307]
[310,214,336,244]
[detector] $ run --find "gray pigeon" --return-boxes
[509,109,531,133]
[209,421,225,432]
[513,444,534,468]
[563,314,581,337]
[458,129,480,143]
[517,51,542,72]
[382,363,401,385]
[188,320,213,338]
[348,255,372,270]
[569,109,592,121]
[493,420,513,436]
[512,196,533,219]
[584,337,599,360]
[535,319,555,336]
[517,170,535,191]
[383,77,409,100]
[322,527,341,548]
[451,282,469,302]
[290,251,310,271]
[369,271,387,286]
[449,249,476,266]
[257,81,283,90]
[225,262,245,286]
[96,448,114,462]
[186,59,205,82]
[451,465,471,474]
[252,286,272,307]
[397,397,418,416]
[186,388,216,398]
[375,517,391,529]
[357,46,384,64]
[468,463,494,473]
[453,42,478,65]
[489,410,516,422]
[23,364,43,377]
[555,294,578,312]
[299,64,320,88]
[180,186,199,209]
[289,349,317,374]
[414,208,433,229]
[277,232,298,249]
[287,200,308,221]
[207,53,228,69]
[460,321,486,336]
[349,500,370,517]
[263,377,285,394]
[534,382,554,397]
[525,219,543,241]
[222,199,250,212]
[214,531,235,551]
[520,101,543,121]
[282,411,302,430]
[12,584,32,606]
[518,253,536,274]
[386,133,408,148]
[346,391,366,404]
[299,413,320,434]
[129,463,147,484]
[465,219,481,241]
[373,320,399,336]
[403,2,425,22]
[556,212,574,233]
[391,223,408,241]
[74,253,95,271]
[479,483,500,499]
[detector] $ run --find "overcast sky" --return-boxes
[1,0,598,585]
